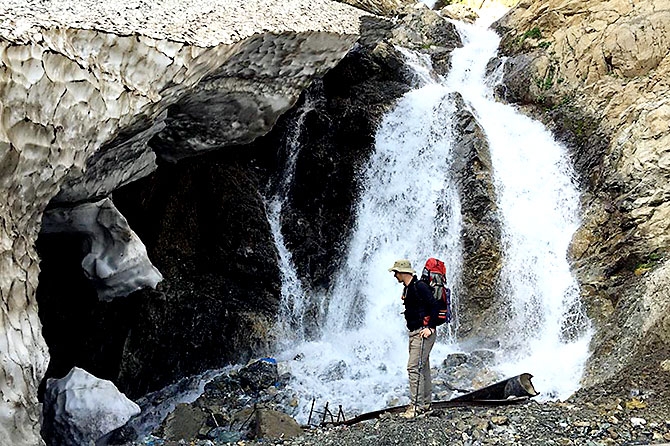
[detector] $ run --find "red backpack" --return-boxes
[420,257,452,326]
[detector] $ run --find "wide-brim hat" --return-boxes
[388,259,415,274]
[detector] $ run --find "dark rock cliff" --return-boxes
[38,147,282,397]
[450,94,502,339]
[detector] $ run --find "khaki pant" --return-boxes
[407,328,436,407]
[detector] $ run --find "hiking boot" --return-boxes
[400,406,419,418]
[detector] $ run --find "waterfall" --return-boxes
[272,9,591,422]
[323,83,462,335]
[445,17,592,399]
[266,97,313,343]
[274,60,463,423]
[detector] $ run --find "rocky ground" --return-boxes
[269,395,670,446]
[270,352,670,446]
[155,398,670,446]
[116,351,670,446]
[133,397,670,446]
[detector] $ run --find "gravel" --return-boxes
[128,353,670,446]
[243,398,670,446]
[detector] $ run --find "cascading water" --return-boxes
[274,64,464,422]
[444,13,593,399]
[272,7,592,422]
[266,98,313,343]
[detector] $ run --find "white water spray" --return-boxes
[273,11,591,422]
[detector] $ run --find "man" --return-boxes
[389,259,438,418]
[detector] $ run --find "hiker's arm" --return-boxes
[418,283,438,332]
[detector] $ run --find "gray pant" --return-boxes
[407,328,436,407]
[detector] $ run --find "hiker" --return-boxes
[389,259,438,418]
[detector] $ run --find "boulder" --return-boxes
[442,353,469,368]
[239,359,280,392]
[390,4,462,76]
[41,367,140,446]
[159,403,208,443]
[255,408,302,440]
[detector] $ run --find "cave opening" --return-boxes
[34,138,284,401]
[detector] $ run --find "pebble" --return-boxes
[630,417,646,427]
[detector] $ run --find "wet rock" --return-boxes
[442,353,469,368]
[470,349,497,366]
[159,403,208,443]
[391,4,462,76]
[319,360,348,382]
[255,408,303,440]
[207,427,241,443]
[278,18,415,299]
[238,359,280,393]
[436,354,502,397]
[450,94,503,339]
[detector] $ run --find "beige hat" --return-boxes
[388,259,416,274]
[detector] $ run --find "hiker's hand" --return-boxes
[420,327,433,338]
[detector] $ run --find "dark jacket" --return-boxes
[402,276,438,331]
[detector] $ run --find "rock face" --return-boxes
[0,0,368,444]
[450,94,502,338]
[493,0,670,391]
[279,26,416,299]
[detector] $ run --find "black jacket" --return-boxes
[402,276,438,331]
